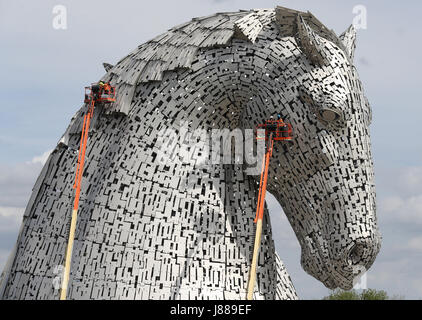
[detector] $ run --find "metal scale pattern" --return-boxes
[0,6,380,300]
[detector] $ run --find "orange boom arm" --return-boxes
[247,118,292,300]
[60,82,116,300]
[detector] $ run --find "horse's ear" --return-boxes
[296,15,330,67]
[103,62,114,72]
[339,25,357,61]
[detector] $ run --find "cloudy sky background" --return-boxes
[0,0,421,299]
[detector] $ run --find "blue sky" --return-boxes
[0,0,421,299]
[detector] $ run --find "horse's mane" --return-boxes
[99,6,347,115]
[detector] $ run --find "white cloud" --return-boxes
[0,207,25,232]
[0,154,43,273]
[378,166,422,225]
[0,162,42,207]
[0,249,12,275]
[396,166,422,196]
[368,257,412,294]
[0,206,25,219]
[407,236,422,251]
[397,236,422,253]
[377,166,422,196]
[368,247,422,299]
[0,149,51,208]
[29,149,52,165]
[380,194,422,224]
[367,166,422,298]
[389,235,422,256]
[380,196,403,212]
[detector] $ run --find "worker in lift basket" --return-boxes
[90,81,107,99]
[266,115,278,136]
[91,82,101,100]
[99,81,112,99]
[267,114,289,139]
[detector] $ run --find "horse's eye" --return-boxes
[319,108,341,122]
[298,87,345,129]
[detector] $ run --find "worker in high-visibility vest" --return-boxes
[99,81,112,99]
[91,82,101,100]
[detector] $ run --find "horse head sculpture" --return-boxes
[0,6,380,299]
[237,11,381,290]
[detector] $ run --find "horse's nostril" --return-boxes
[347,243,366,266]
